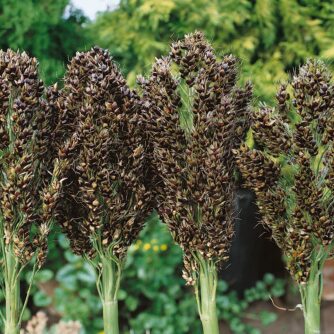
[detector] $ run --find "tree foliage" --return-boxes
[0,0,90,84]
[3,0,334,99]
[91,0,334,101]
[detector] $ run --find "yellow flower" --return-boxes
[153,245,159,252]
[151,238,158,244]
[98,331,104,334]
[143,243,151,251]
[160,244,168,251]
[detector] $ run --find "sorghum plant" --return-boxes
[55,47,151,334]
[234,60,334,334]
[138,32,252,334]
[0,50,63,334]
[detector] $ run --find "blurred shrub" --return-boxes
[0,1,91,84]
[217,274,285,334]
[3,0,334,99]
[91,0,334,102]
[119,214,199,334]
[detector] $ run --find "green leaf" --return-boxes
[34,269,54,283]
[58,233,70,249]
[125,296,139,311]
[77,263,96,283]
[259,310,278,326]
[118,289,127,300]
[33,290,52,307]
[263,273,275,285]
[64,250,81,263]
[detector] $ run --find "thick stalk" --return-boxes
[196,256,219,334]
[4,247,20,334]
[103,299,119,334]
[100,256,121,334]
[299,247,328,334]
[301,277,321,334]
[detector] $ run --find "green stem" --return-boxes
[301,278,321,334]
[100,255,121,334]
[4,247,20,334]
[196,256,219,334]
[299,247,328,334]
[103,299,119,334]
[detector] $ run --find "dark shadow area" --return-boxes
[222,188,285,296]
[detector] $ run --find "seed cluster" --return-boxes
[4,36,333,292]
[138,32,252,285]
[234,60,334,283]
[0,50,62,268]
[55,47,151,259]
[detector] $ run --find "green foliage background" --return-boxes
[3,0,334,100]
[0,0,89,84]
[1,0,334,333]
[91,0,334,101]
